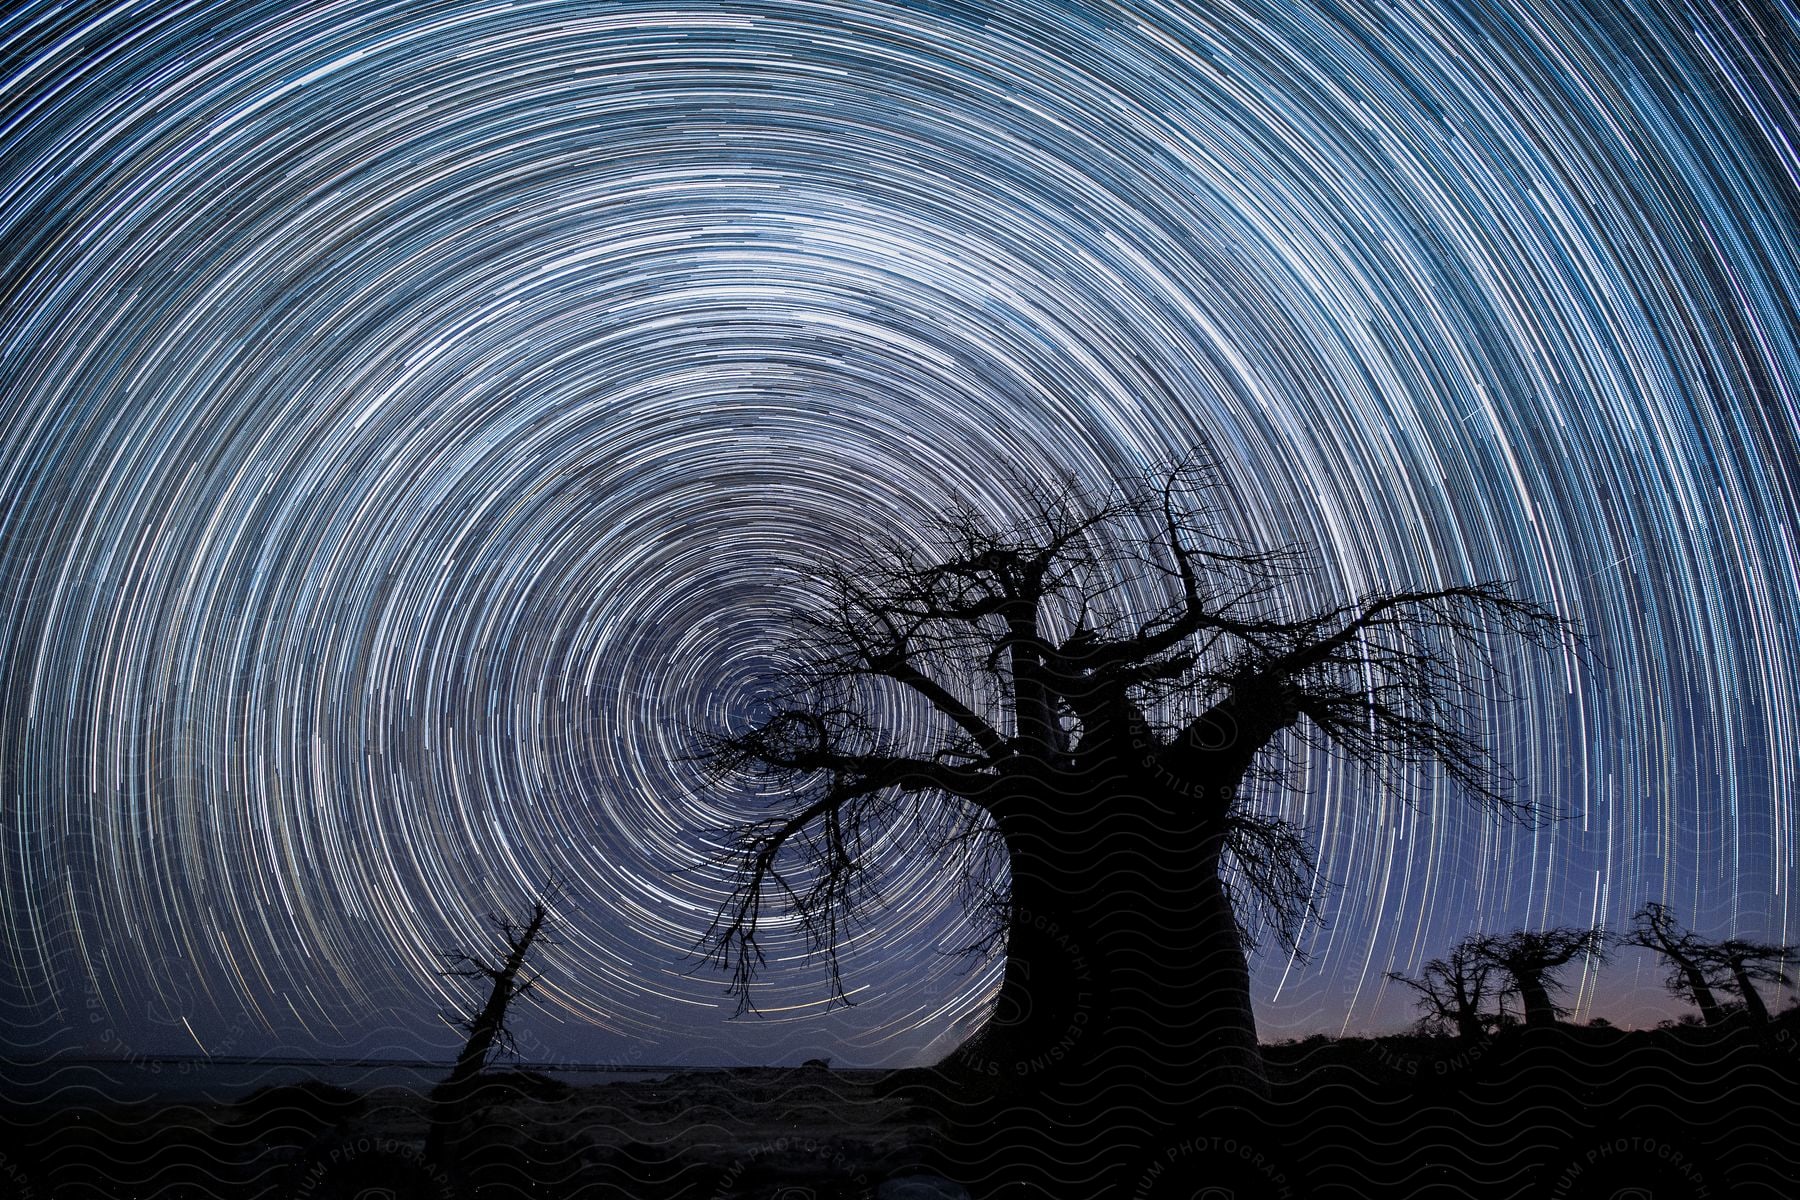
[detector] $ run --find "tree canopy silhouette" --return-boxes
[1624,901,1729,1025]
[1388,935,1507,1039]
[694,461,1571,1114]
[1468,926,1607,1027]
[1701,936,1795,1024]
[1621,901,1795,1026]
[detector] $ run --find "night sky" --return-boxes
[2,0,1797,1073]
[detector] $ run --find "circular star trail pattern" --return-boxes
[2,0,1797,1064]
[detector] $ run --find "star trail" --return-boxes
[2,0,1797,1068]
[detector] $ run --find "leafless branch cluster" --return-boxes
[1222,801,1324,955]
[438,881,562,1060]
[691,459,1574,1010]
[1395,925,1608,1031]
[1387,936,1507,1038]
[1623,901,1796,1024]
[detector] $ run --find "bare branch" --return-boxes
[1467,926,1608,1025]
[1222,802,1326,955]
[1389,936,1504,1038]
[687,454,1574,1025]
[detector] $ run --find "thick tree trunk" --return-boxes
[940,787,1266,1112]
[1516,972,1557,1027]
[924,787,1265,1194]
[1730,963,1771,1024]
[1681,963,1727,1025]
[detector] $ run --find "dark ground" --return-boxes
[3,1013,1797,1198]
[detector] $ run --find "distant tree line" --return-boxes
[1389,901,1795,1036]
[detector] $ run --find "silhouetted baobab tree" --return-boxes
[1704,937,1795,1024]
[695,462,1569,1112]
[1623,901,1728,1026]
[1471,926,1607,1027]
[1389,935,1504,1039]
[1622,903,1794,1027]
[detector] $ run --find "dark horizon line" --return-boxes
[16,1015,1701,1074]
[8,1054,856,1072]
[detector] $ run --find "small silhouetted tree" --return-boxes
[694,461,1569,1114]
[1622,902,1727,1025]
[1389,935,1503,1039]
[1472,926,1607,1027]
[427,894,552,1163]
[1704,938,1795,1025]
